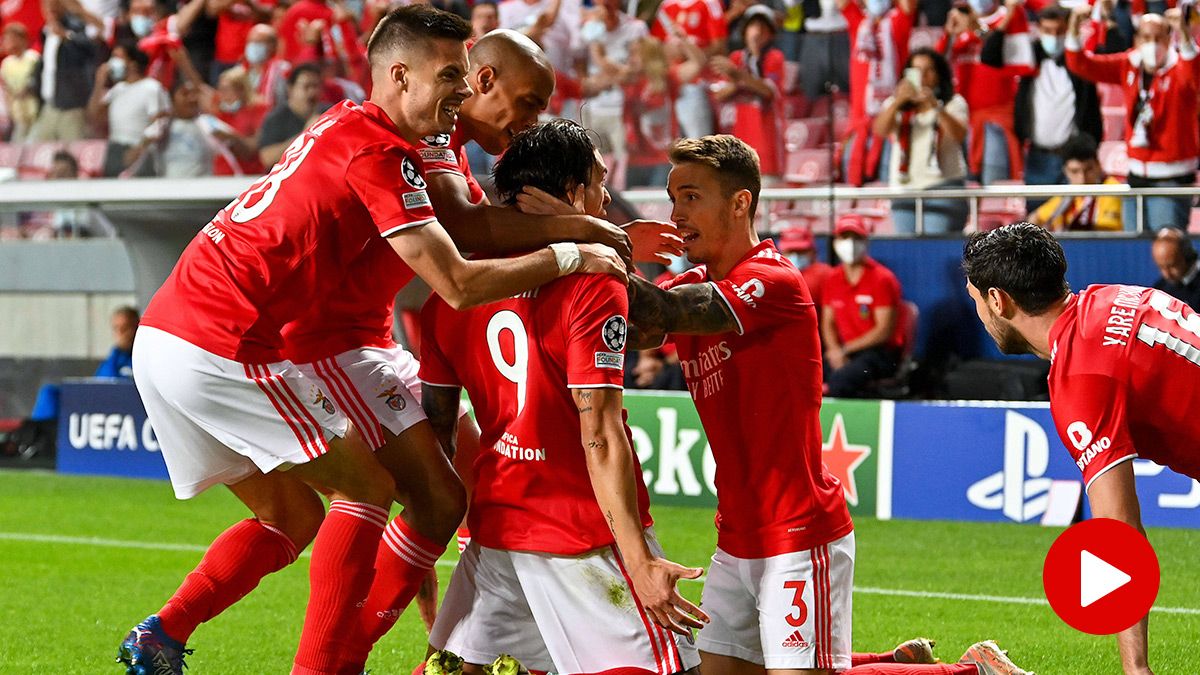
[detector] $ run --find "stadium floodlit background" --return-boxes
[2,0,1200,670]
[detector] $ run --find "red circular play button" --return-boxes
[1043,518,1160,635]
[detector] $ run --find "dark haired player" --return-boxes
[962,221,1200,675]
[420,119,707,674]
[119,7,624,675]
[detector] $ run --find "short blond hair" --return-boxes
[669,135,762,219]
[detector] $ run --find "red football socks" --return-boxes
[291,500,388,675]
[158,518,298,643]
[844,664,978,674]
[852,651,898,665]
[358,516,445,645]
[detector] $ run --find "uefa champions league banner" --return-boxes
[51,384,1200,529]
[886,401,1200,529]
[56,379,169,481]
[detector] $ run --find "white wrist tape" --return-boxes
[549,242,582,276]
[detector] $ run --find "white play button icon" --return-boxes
[1080,550,1132,608]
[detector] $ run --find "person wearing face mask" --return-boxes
[820,215,906,398]
[778,226,833,311]
[238,23,291,110]
[209,65,266,175]
[209,0,275,83]
[1067,7,1199,232]
[839,0,916,186]
[86,42,169,177]
[986,4,1124,210]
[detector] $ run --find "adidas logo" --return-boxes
[782,630,809,649]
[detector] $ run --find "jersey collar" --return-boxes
[1047,293,1080,365]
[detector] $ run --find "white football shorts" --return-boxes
[132,326,349,500]
[430,528,700,675]
[296,346,471,450]
[695,532,854,670]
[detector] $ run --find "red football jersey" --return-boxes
[650,0,727,49]
[1049,284,1200,489]
[661,240,853,558]
[824,258,905,350]
[141,101,438,363]
[280,127,484,364]
[419,273,653,556]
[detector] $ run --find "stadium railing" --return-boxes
[0,178,1191,235]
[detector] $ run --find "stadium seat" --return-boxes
[977,210,1026,231]
[1188,206,1200,234]
[868,300,920,398]
[1101,107,1126,142]
[67,140,107,178]
[18,142,66,180]
[784,148,834,184]
[782,93,810,120]
[1098,140,1129,178]
[1098,82,1126,108]
[908,26,943,52]
[785,118,829,151]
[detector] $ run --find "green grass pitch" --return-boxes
[0,470,1197,674]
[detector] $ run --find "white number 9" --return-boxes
[487,310,528,416]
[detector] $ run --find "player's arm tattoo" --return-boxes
[421,383,462,461]
[626,275,738,348]
[576,390,593,415]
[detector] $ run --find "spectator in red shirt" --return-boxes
[711,5,785,179]
[651,0,722,138]
[1067,6,1199,232]
[841,0,915,186]
[208,0,275,82]
[778,226,833,311]
[210,66,266,175]
[937,0,1035,184]
[821,214,905,396]
[240,23,290,110]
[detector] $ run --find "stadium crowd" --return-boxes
[0,0,1197,239]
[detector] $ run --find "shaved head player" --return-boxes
[119,6,624,674]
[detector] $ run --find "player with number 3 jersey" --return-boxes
[625,136,854,675]
[963,222,1200,675]
[419,120,707,675]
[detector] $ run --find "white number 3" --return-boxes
[487,310,529,416]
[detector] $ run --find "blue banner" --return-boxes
[56,379,168,481]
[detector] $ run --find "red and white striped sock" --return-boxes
[158,518,298,643]
[359,516,445,644]
[844,664,977,674]
[456,526,472,554]
[291,500,387,675]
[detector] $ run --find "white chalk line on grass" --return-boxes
[4,531,1199,616]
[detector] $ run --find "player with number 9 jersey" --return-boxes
[419,273,652,554]
[1047,284,1200,488]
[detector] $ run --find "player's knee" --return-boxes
[256,487,325,549]
[431,475,468,535]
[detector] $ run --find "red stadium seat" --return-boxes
[908,26,943,51]
[18,142,66,180]
[977,210,1026,231]
[782,93,810,119]
[67,139,107,178]
[784,148,834,184]
[785,118,829,151]
[1098,140,1128,178]
[0,142,22,169]
[1101,107,1125,142]
[1098,83,1125,108]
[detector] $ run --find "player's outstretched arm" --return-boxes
[422,383,464,462]
[626,275,738,349]
[388,222,626,310]
[1087,462,1154,675]
[574,387,710,636]
[427,173,633,261]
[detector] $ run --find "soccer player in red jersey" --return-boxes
[419,119,708,674]
[621,135,854,675]
[120,7,625,675]
[963,222,1199,675]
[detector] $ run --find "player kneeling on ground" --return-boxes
[963,222,1200,675]
[419,119,708,674]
